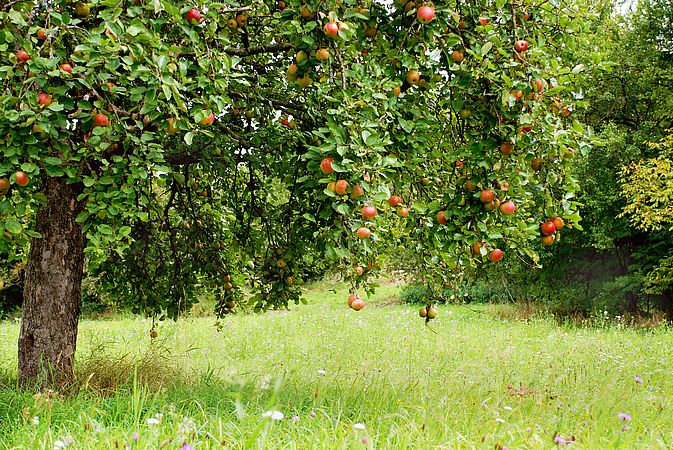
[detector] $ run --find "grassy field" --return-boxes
[1,283,673,449]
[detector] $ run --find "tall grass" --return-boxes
[0,282,672,448]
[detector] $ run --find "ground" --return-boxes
[1,283,672,448]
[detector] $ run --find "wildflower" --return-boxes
[309,411,317,418]
[291,415,300,423]
[32,416,40,425]
[353,423,366,431]
[503,406,513,411]
[262,410,284,420]
[553,436,567,445]
[618,413,632,421]
[54,441,67,450]
[496,418,505,423]
[360,436,368,444]
[145,418,160,425]
[317,369,326,375]
[132,433,139,441]
[181,445,194,450]
[634,375,643,383]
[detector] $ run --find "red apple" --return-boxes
[324,21,339,36]
[200,112,215,126]
[347,292,361,307]
[479,17,489,26]
[533,79,544,93]
[500,142,513,155]
[499,200,516,215]
[397,207,409,218]
[480,189,495,203]
[60,63,73,73]
[552,217,565,230]
[94,113,110,127]
[465,179,477,192]
[335,179,349,195]
[0,178,9,195]
[488,249,503,262]
[186,8,202,23]
[38,93,52,107]
[37,28,48,41]
[520,125,533,134]
[471,241,486,255]
[362,205,377,219]
[456,160,463,167]
[320,157,334,174]
[406,70,421,85]
[316,48,330,61]
[514,39,529,52]
[540,221,556,236]
[16,50,29,63]
[389,195,403,206]
[350,185,364,200]
[356,227,371,239]
[350,297,365,310]
[436,210,447,224]
[523,11,531,20]
[417,5,435,23]
[541,234,556,246]
[15,171,29,187]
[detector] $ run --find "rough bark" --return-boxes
[18,177,85,388]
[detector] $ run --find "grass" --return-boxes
[1,282,673,448]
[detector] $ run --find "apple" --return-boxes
[427,306,438,319]
[37,28,48,41]
[75,2,90,18]
[16,50,29,63]
[236,14,248,27]
[391,86,401,97]
[520,125,533,134]
[417,5,435,23]
[296,73,312,88]
[419,307,427,317]
[324,21,339,37]
[499,200,516,215]
[364,27,377,38]
[355,265,365,276]
[348,293,361,307]
[479,17,489,25]
[60,63,73,73]
[404,2,416,13]
[149,328,158,339]
[465,179,477,192]
[533,79,544,92]
[451,50,464,63]
[436,210,447,224]
[0,178,9,194]
[541,234,555,246]
[38,93,52,107]
[514,39,529,52]
[93,113,110,127]
[15,171,29,187]
[300,6,314,19]
[295,51,308,62]
[350,297,365,310]
[389,195,403,206]
[488,249,503,262]
[227,18,238,29]
[316,48,330,61]
[500,142,513,155]
[277,1,286,10]
[456,160,463,167]
[406,70,420,85]
[167,117,179,134]
[480,189,495,203]
[320,157,334,174]
[552,217,565,230]
[484,201,497,211]
[531,157,542,171]
[186,8,202,23]
[397,207,409,218]
[471,241,485,255]
[420,177,431,186]
[563,147,574,159]
[326,181,336,193]
[510,90,523,101]
[350,185,364,200]
[561,106,571,117]
[362,205,377,219]
[200,112,215,126]
[335,179,349,195]
[356,227,371,239]
[541,221,556,236]
[523,11,531,20]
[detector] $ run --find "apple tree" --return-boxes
[0,0,595,386]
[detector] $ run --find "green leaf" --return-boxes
[4,218,21,234]
[184,132,194,145]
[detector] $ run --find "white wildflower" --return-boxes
[145,417,160,425]
[262,410,284,420]
[353,423,366,431]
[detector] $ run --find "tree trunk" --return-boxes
[18,176,85,388]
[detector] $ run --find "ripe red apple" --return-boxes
[320,157,334,174]
[362,205,377,219]
[465,179,477,192]
[499,142,514,156]
[406,70,421,85]
[324,21,339,36]
[480,189,495,203]
[523,11,531,20]
[397,207,409,218]
[0,177,10,194]
[38,93,52,107]
[436,210,447,224]
[15,171,29,187]
[60,63,73,73]
[347,293,361,307]
[534,79,544,93]
[488,248,503,262]
[471,241,486,255]
[514,39,529,52]
[16,50,29,63]
[185,8,202,23]
[479,17,489,26]
[552,217,565,230]
[200,112,215,126]
[520,125,533,134]
[456,160,463,167]
[541,234,555,246]
[335,179,349,195]
[499,200,516,215]
[540,221,556,236]
[356,227,371,239]
[350,297,365,310]
[37,28,48,41]
[316,48,330,61]
[417,5,435,23]
[389,195,402,206]
[350,185,364,200]
[94,113,110,127]
[280,118,294,128]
